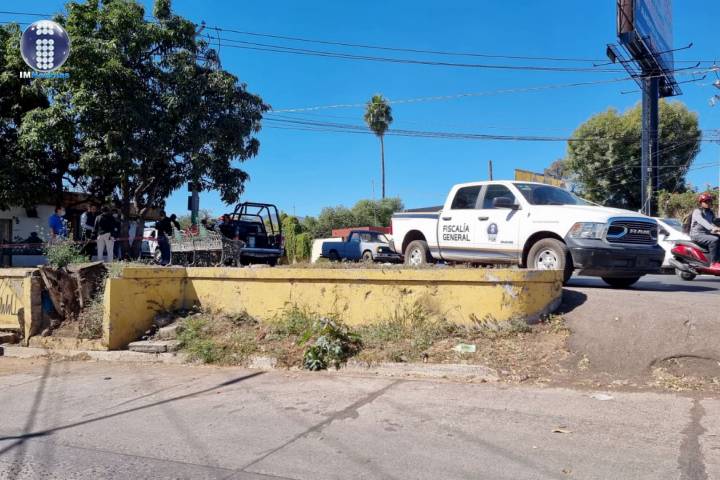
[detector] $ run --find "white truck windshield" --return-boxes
[514,183,589,206]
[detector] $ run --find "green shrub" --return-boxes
[45,241,89,268]
[269,305,315,337]
[360,302,456,355]
[294,232,313,261]
[659,189,718,221]
[176,314,258,364]
[302,318,362,371]
[177,317,219,363]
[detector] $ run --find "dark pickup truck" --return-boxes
[321,230,401,263]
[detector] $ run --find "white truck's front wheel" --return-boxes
[404,240,432,267]
[527,238,573,284]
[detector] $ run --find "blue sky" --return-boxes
[5,1,720,217]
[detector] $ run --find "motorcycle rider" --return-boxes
[689,192,720,270]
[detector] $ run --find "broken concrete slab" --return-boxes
[128,340,179,354]
[153,311,175,328]
[248,355,278,370]
[155,323,180,340]
[0,332,18,344]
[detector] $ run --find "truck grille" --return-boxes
[605,219,657,245]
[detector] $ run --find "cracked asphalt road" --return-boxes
[0,360,718,479]
[562,274,720,378]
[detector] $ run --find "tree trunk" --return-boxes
[380,135,386,199]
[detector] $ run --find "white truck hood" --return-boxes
[529,204,653,224]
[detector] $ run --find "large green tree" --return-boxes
[364,94,393,199]
[565,101,701,210]
[0,24,68,209]
[57,0,268,245]
[303,197,403,238]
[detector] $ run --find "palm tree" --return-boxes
[364,95,393,199]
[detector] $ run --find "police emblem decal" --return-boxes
[487,223,498,242]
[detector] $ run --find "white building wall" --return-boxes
[0,204,57,243]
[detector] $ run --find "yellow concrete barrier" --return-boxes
[103,266,563,350]
[0,268,43,341]
[103,268,187,350]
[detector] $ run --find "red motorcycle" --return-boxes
[670,240,720,281]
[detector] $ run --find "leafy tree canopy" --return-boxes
[1,0,268,226]
[302,197,403,238]
[564,101,701,210]
[60,0,268,216]
[0,24,56,209]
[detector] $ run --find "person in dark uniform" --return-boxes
[94,207,117,262]
[155,211,181,266]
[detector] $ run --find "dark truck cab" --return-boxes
[220,202,284,266]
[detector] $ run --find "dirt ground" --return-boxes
[6,279,719,394]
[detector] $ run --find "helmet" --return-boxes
[698,193,714,204]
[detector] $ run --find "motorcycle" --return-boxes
[669,240,720,281]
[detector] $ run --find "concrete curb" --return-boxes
[337,359,499,382]
[1,344,499,381]
[0,344,188,364]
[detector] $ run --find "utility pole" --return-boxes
[488,160,493,181]
[710,75,720,216]
[188,182,199,226]
[641,76,660,216]
[610,2,680,217]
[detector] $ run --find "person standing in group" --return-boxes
[80,205,97,240]
[48,207,67,242]
[79,204,98,257]
[155,211,180,266]
[94,207,117,262]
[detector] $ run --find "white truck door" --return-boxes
[474,184,524,263]
[437,185,484,261]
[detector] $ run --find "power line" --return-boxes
[0,11,48,17]
[264,115,720,143]
[0,9,676,65]
[2,9,717,65]
[198,34,628,73]
[268,67,719,112]
[202,25,719,66]
[3,10,717,73]
[211,25,608,63]
[268,77,636,112]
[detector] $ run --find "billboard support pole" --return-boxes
[641,75,660,216]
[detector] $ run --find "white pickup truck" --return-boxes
[391,181,664,287]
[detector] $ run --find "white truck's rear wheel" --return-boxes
[404,240,432,267]
[527,238,572,284]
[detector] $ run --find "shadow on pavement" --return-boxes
[0,371,264,455]
[567,277,718,293]
[557,289,588,315]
